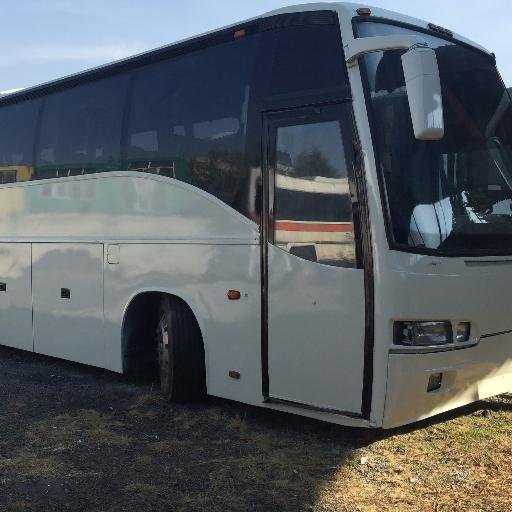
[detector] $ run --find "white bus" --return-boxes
[0,3,511,429]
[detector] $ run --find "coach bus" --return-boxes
[0,3,511,429]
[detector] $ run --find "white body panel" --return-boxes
[32,243,105,366]
[0,174,266,409]
[267,244,364,413]
[380,252,512,339]
[377,251,512,427]
[0,173,255,242]
[103,243,262,401]
[0,243,33,351]
[384,333,512,428]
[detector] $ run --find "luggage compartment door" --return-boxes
[0,243,33,352]
[32,243,105,367]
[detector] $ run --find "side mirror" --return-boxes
[401,46,445,140]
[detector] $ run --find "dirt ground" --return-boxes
[0,346,510,512]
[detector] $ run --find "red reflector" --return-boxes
[229,370,241,380]
[234,29,246,40]
[227,290,241,301]
[356,7,371,16]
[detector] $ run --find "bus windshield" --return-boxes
[357,21,512,255]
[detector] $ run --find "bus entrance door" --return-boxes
[263,104,366,415]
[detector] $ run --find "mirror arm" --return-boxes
[345,35,429,66]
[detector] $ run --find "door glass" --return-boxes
[274,120,356,267]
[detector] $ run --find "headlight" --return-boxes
[394,321,453,346]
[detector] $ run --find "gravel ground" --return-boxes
[0,345,510,512]
[0,345,364,512]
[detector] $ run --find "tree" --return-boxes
[292,148,336,178]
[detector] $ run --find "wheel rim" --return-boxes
[157,313,170,392]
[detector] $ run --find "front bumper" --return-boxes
[382,333,512,429]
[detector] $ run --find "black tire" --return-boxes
[156,295,206,402]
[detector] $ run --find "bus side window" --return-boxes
[0,99,40,183]
[273,120,356,268]
[125,37,257,212]
[34,75,128,180]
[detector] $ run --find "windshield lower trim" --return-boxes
[390,244,512,259]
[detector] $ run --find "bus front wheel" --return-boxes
[156,295,206,402]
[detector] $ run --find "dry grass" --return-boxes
[1,384,510,511]
[6,401,27,412]
[124,482,160,496]
[0,450,64,480]
[6,502,33,512]
[0,409,132,483]
[316,396,512,512]
[127,393,164,419]
[167,396,512,512]
[27,409,132,450]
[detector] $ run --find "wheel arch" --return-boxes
[120,287,207,377]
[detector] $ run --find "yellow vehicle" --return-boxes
[0,165,32,184]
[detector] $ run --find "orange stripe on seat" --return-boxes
[275,221,353,233]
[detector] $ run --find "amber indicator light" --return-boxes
[227,290,241,301]
[229,370,241,380]
[356,7,372,16]
[234,29,246,40]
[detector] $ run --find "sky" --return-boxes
[0,0,511,93]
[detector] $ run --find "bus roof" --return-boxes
[0,2,491,107]
[268,3,489,54]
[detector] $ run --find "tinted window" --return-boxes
[267,24,347,101]
[273,117,355,268]
[0,13,348,215]
[126,37,258,208]
[358,21,512,255]
[35,75,129,179]
[126,22,347,216]
[0,99,40,182]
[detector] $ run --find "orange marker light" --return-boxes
[234,29,246,40]
[229,370,241,380]
[227,290,241,301]
[356,7,371,15]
